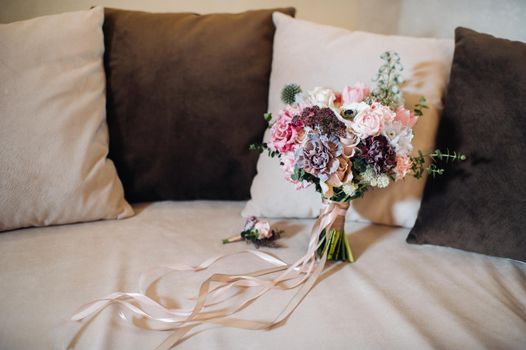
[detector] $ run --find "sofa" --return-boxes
[1,5,525,350]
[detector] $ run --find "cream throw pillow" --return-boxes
[0,7,133,231]
[243,13,454,227]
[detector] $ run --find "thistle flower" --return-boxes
[281,84,302,105]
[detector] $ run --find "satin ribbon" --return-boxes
[70,201,349,349]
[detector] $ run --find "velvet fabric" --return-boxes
[103,7,295,202]
[407,27,526,262]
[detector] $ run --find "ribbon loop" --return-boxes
[71,202,350,349]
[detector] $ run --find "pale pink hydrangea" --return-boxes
[342,83,370,104]
[395,106,417,127]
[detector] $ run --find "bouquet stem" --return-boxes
[317,200,354,262]
[318,229,354,262]
[222,235,243,244]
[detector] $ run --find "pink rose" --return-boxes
[352,103,395,138]
[372,102,396,123]
[394,155,412,179]
[342,83,371,104]
[395,106,417,128]
[270,111,304,153]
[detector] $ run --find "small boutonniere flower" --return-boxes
[222,216,282,248]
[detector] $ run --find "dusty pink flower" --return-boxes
[395,106,417,127]
[296,134,342,182]
[394,155,412,179]
[342,83,370,104]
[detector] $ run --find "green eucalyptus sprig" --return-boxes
[413,96,428,117]
[411,149,467,179]
[249,142,279,158]
[249,112,279,157]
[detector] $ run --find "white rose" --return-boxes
[309,87,336,107]
[255,221,272,239]
[294,91,314,107]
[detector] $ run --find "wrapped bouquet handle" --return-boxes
[318,199,353,262]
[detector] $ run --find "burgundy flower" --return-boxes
[293,106,346,137]
[359,135,397,175]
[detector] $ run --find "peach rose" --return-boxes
[327,155,353,187]
[394,155,412,179]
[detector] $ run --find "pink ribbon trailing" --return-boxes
[70,201,348,349]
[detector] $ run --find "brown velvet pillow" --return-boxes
[103,7,295,202]
[407,27,526,261]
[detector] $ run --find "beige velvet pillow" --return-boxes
[243,13,454,227]
[0,7,133,231]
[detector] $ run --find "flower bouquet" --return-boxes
[251,51,465,262]
[71,52,465,348]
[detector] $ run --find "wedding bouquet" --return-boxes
[252,52,464,261]
[72,53,465,348]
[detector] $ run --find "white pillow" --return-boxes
[0,7,133,231]
[243,13,454,227]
